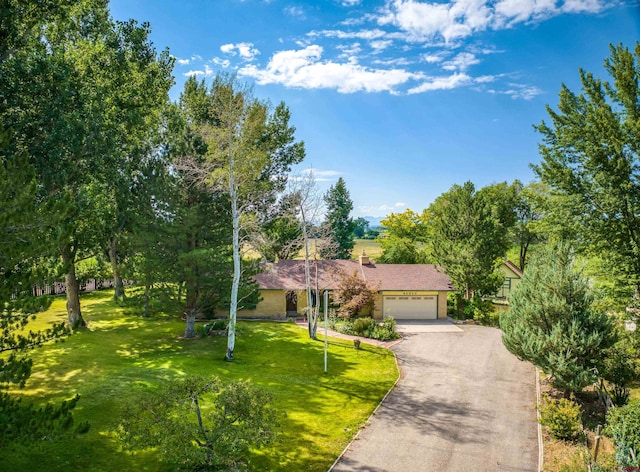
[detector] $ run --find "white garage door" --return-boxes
[383,295,438,320]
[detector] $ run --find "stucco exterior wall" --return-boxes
[437,292,447,319]
[373,293,383,320]
[237,290,286,319]
[496,264,522,301]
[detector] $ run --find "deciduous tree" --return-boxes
[533,42,640,305]
[426,181,507,304]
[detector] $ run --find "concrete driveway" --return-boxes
[332,324,538,472]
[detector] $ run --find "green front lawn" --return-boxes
[2,291,398,471]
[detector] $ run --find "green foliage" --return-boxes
[353,217,369,238]
[602,339,638,407]
[196,319,229,337]
[118,376,280,471]
[463,297,498,326]
[322,178,355,259]
[333,317,399,341]
[533,42,640,305]
[378,236,425,264]
[539,396,583,441]
[427,181,507,301]
[381,209,429,241]
[353,317,377,335]
[501,243,617,393]
[0,392,88,446]
[606,401,640,468]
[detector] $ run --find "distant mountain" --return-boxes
[363,216,384,228]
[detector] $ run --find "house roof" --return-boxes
[501,260,523,277]
[254,260,454,292]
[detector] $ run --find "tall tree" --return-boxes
[0,1,173,327]
[426,181,508,303]
[500,243,617,393]
[533,42,640,305]
[177,75,304,358]
[322,177,355,259]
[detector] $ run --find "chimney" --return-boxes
[359,250,370,266]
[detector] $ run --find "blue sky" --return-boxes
[109,0,639,218]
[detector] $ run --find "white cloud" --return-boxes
[341,0,362,6]
[295,168,342,182]
[394,202,407,207]
[212,57,231,68]
[377,0,610,42]
[285,6,305,18]
[488,83,544,100]
[220,42,260,61]
[183,69,205,77]
[309,28,391,40]
[177,58,191,65]
[561,0,607,13]
[358,204,398,216]
[239,45,422,94]
[370,39,394,51]
[422,52,448,63]
[442,52,480,71]
[408,72,472,94]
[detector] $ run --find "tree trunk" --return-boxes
[184,309,197,338]
[520,239,530,271]
[143,282,151,317]
[108,236,125,301]
[61,244,85,329]
[303,225,316,339]
[226,165,239,361]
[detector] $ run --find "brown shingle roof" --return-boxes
[502,260,523,277]
[254,260,454,292]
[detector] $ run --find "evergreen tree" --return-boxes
[322,177,355,259]
[500,243,617,393]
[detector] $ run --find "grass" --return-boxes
[1,290,398,471]
[352,238,382,261]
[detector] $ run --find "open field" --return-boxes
[352,238,383,261]
[2,290,398,471]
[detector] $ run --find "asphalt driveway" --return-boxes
[332,324,538,472]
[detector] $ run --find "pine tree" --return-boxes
[500,243,617,393]
[322,178,355,259]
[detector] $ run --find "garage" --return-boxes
[383,295,438,320]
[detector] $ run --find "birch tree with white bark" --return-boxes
[286,172,337,339]
[177,75,304,359]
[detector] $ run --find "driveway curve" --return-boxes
[332,325,537,472]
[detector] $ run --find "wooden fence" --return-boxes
[27,279,119,297]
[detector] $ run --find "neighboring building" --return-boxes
[493,260,523,302]
[237,252,454,320]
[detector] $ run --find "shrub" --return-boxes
[372,318,400,342]
[352,317,376,336]
[539,396,583,441]
[333,317,399,341]
[195,319,228,337]
[333,321,354,336]
[605,400,640,468]
[463,297,497,325]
